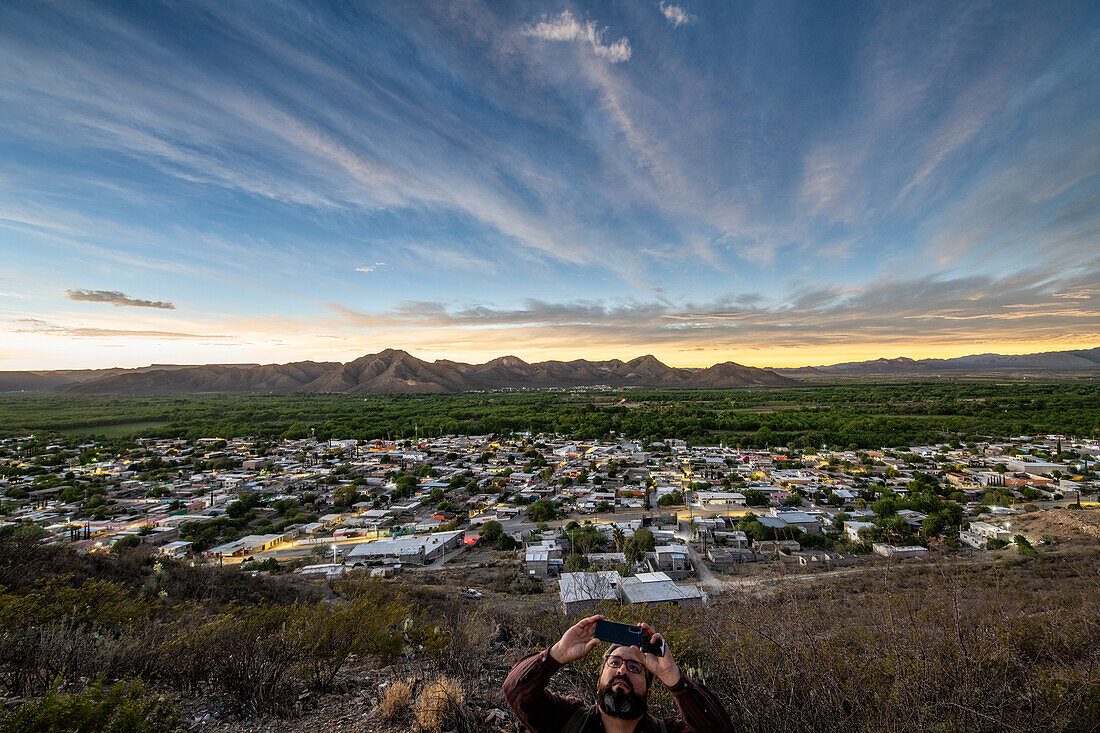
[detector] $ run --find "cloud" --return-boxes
[67,289,175,309]
[322,265,1100,355]
[354,262,387,273]
[14,318,227,340]
[522,11,632,63]
[658,3,695,27]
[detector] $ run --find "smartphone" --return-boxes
[593,620,665,656]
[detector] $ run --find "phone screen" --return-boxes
[593,620,665,656]
[593,619,644,647]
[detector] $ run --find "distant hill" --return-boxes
[0,364,258,393]
[65,361,338,395]
[772,346,1100,377]
[1,350,795,394]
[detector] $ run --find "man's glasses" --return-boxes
[605,656,644,675]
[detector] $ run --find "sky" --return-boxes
[1,0,1098,370]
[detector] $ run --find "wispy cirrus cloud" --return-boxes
[67,289,175,309]
[522,10,632,63]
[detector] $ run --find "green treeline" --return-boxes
[0,381,1097,447]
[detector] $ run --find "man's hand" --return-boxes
[638,622,682,688]
[549,614,604,664]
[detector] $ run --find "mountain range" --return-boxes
[2,349,795,394]
[2,346,1096,395]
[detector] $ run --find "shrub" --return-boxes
[1014,534,1039,557]
[413,676,466,732]
[291,589,409,692]
[0,677,179,733]
[111,534,143,550]
[204,605,300,713]
[378,679,413,721]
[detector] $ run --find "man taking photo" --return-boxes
[503,614,734,733]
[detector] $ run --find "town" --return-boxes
[3,429,1096,612]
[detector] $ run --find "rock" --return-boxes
[485,708,510,723]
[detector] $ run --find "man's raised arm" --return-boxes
[502,614,604,733]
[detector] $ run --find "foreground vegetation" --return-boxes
[1,380,1097,448]
[0,520,1098,732]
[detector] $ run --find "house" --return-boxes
[832,488,858,506]
[525,538,565,578]
[298,563,348,580]
[959,521,1012,549]
[576,549,618,566]
[619,572,705,607]
[558,571,622,615]
[767,508,822,534]
[1004,460,1067,475]
[714,530,749,549]
[896,509,928,528]
[693,491,746,508]
[647,545,692,580]
[756,516,790,533]
[844,521,877,542]
[204,533,285,558]
[299,522,326,537]
[158,540,192,559]
[346,530,464,565]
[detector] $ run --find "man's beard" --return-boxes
[597,677,647,719]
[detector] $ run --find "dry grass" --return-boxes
[413,676,465,731]
[377,680,413,721]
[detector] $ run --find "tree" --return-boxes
[633,528,655,552]
[333,484,358,508]
[59,486,83,503]
[624,538,645,566]
[658,491,684,507]
[525,499,558,523]
[112,535,142,554]
[479,520,504,544]
[565,553,588,572]
[623,527,656,565]
[872,495,898,517]
[744,489,768,507]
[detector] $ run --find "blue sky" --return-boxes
[1,0,1098,369]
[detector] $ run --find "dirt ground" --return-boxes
[1009,507,1100,542]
